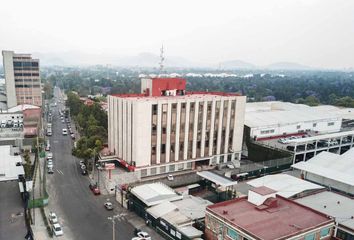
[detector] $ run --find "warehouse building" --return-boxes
[108,77,246,177]
[295,191,354,240]
[292,148,354,196]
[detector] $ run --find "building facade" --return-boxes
[108,77,246,177]
[2,51,42,108]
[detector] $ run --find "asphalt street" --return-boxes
[45,87,135,240]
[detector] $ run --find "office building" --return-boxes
[108,77,246,177]
[2,50,42,108]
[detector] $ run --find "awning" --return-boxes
[197,171,237,187]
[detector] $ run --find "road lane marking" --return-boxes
[56,170,64,175]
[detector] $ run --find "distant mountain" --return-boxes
[219,60,256,69]
[35,51,196,67]
[266,62,312,70]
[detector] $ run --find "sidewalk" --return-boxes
[122,208,164,240]
[31,154,51,240]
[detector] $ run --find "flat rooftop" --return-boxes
[292,148,354,186]
[110,91,241,101]
[295,191,354,231]
[247,174,324,198]
[245,108,340,128]
[207,195,333,240]
[0,145,24,181]
[131,182,183,207]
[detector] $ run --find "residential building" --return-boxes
[295,191,354,240]
[2,50,42,108]
[292,148,354,196]
[205,186,334,240]
[108,77,246,177]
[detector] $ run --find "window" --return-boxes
[177,163,184,171]
[297,125,301,129]
[320,228,330,238]
[304,233,315,240]
[260,129,275,135]
[141,169,147,177]
[160,166,166,173]
[186,162,192,169]
[227,228,239,240]
[150,168,156,175]
[328,122,334,126]
[169,164,175,172]
[313,123,317,127]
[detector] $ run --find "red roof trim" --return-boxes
[110,91,241,98]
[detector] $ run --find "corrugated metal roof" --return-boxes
[197,171,237,187]
[292,149,354,186]
[131,182,183,207]
[295,191,354,231]
[245,109,340,128]
[247,174,324,198]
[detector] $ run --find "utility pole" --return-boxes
[108,213,126,240]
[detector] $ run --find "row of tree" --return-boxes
[66,92,107,160]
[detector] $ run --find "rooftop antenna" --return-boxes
[159,44,165,74]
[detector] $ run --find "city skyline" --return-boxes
[0,0,354,69]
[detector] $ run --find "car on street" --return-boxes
[89,184,101,195]
[131,237,143,240]
[52,223,64,236]
[47,152,53,160]
[167,174,174,181]
[47,160,53,168]
[137,231,151,240]
[81,168,87,175]
[49,212,58,224]
[104,202,113,210]
[62,128,68,135]
[48,167,54,174]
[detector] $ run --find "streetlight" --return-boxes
[108,213,127,240]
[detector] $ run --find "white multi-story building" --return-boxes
[108,77,246,177]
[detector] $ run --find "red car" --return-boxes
[89,184,101,195]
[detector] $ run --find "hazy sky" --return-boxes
[1,0,353,68]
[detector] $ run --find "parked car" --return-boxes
[47,152,53,160]
[47,160,53,168]
[47,167,54,174]
[48,212,58,224]
[89,184,100,195]
[52,223,64,236]
[104,202,113,210]
[167,174,174,181]
[137,231,151,240]
[81,168,87,175]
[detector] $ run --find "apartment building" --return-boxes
[2,50,42,108]
[108,77,246,177]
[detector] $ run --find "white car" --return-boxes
[62,128,68,135]
[47,160,53,168]
[48,212,58,224]
[137,231,151,240]
[47,152,53,160]
[52,223,63,236]
[167,174,174,181]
